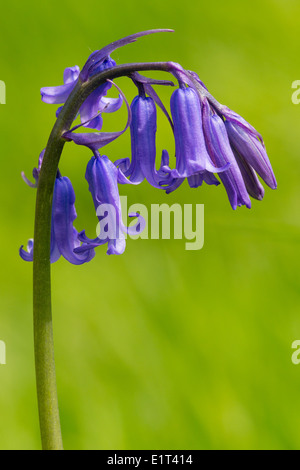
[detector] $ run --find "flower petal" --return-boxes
[188,172,220,188]
[41,82,76,104]
[99,95,123,114]
[143,83,174,131]
[21,170,38,188]
[114,156,130,170]
[233,150,265,201]
[124,95,173,188]
[107,237,126,255]
[63,66,80,84]
[226,121,277,190]
[165,177,185,194]
[222,106,264,143]
[19,239,34,262]
[64,80,131,151]
[202,98,251,210]
[21,149,45,188]
[79,82,112,130]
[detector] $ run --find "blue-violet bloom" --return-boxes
[114,92,172,188]
[20,171,95,265]
[41,59,123,131]
[202,97,252,209]
[41,30,173,132]
[74,152,146,256]
[63,80,131,151]
[167,64,276,205]
[169,86,230,179]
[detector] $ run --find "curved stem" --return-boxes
[32,61,172,450]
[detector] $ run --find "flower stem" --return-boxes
[32,61,172,450]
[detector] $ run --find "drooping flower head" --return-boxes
[20,30,278,267]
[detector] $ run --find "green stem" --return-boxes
[32,61,172,450]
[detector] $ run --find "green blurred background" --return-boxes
[0,0,299,450]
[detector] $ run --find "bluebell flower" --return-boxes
[166,63,277,207]
[169,85,230,179]
[41,59,122,131]
[63,80,131,151]
[41,66,80,104]
[41,30,173,131]
[160,84,229,193]
[22,32,278,269]
[114,91,172,189]
[201,97,252,209]
[20,159,95,265]
[74,152,146,256]
[225,119,276,190]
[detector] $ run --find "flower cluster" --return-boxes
[20,30,277,265]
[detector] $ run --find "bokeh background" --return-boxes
[0,0,299,450]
